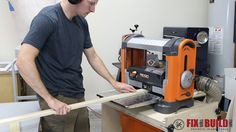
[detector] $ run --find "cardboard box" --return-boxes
[0,72,22,102]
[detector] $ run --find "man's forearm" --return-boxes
[16,58,53,102]
[87,54,136,93]
[87,54,116,86]
[84,47,135,93]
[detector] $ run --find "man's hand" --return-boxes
[46,97,71,115]
[112,81,136,93]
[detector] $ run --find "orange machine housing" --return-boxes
[121,35,196,113]
[164,39,196,102]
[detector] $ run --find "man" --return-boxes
[16,0,136,131]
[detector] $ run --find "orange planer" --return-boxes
[121,34,197,114]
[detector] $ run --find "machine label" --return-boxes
[139,73,149,79]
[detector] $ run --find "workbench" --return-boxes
[101,101,218,132]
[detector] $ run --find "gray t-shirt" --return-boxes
[22,3,93,99]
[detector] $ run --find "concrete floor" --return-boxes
[89,111,101,132]
[88,104,102,132]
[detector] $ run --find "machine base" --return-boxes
[154,98,193,114]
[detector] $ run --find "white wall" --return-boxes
[0,0,57,61]
[0,0,209,99]
[84,0,209,99]
[0,0,19,61]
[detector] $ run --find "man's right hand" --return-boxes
[46,97,71,115]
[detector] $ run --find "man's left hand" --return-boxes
[112,81,136,93]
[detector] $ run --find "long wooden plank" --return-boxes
[0,89,147,126]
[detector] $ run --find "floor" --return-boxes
[88,104,102,132]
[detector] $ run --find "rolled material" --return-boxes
[0,89,147,126]
[196,76,222,103]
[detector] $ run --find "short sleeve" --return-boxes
[22,14,55,50]
[83,19,93,49]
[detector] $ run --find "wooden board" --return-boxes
[0,89,147,126]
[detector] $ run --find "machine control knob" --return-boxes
[215,108,221,115]
[185,92,191,97]
[181,70,193,89]
[129,28,136,33]
[167,124,175,132]
[129,24,139,33]
[134,24,139,30]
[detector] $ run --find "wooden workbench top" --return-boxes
[102,100,218,132]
